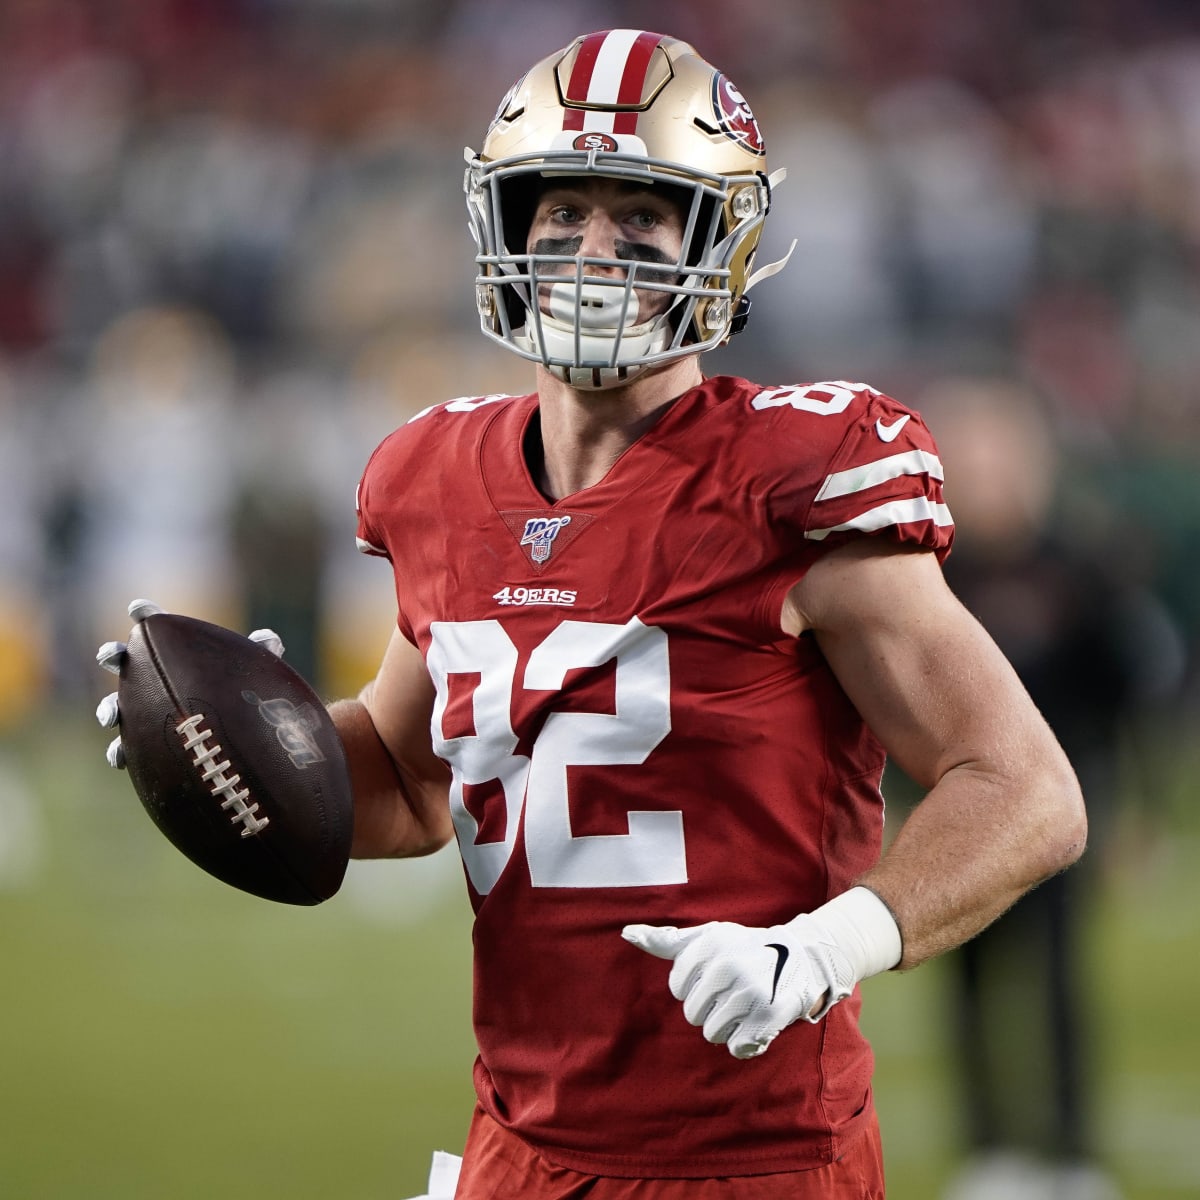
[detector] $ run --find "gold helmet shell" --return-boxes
[465,29,784,389]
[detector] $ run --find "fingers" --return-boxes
[97,599,163,674]
[247,628,285,658]
[694,976,784,1060]
[96,602,281,775]
[96,641,127,674]
[621,923,708,962]
[96,693,119,728]
[96,599,165,768]
[624,924,731,1017]
[622,924,682,959]
[673,931,755,1025]
[128,598,165,622]
[95,692,126,769]
[624,921,822,1060]
[623,924,716,1010]
[681,958,781,1059]
[670,935,723,1007]
[728,1026,777,1060]
[105,737,126,770]
[700,989,751,1047]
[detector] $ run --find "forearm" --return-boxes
[791,543,1089,971]
[859,753,1087,969]
[329,694,453,859]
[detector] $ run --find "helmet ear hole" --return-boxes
[686,193,719,267]
[493,173,544,333]
[498,174,542,257]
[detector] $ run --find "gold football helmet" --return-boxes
[465,29,790,389]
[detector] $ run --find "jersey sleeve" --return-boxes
[355,394,521,563]
[354,432,398,561]
[352,422,430,646]
[802,390,953,560]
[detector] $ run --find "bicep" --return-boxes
[785,540,1086,964]
[785,540,1059,791]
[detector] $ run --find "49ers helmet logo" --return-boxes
[573,132,619,152]
[711,74,765,156]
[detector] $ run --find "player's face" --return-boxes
[526,178,687,321]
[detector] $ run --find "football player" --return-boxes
[102,28,1087,1199]
[344,29,1086,1198]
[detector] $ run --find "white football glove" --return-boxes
[622,887,902,1060]
[95,598,284,769]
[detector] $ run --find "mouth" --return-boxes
[527,243,682,326]
[533,277,678,328]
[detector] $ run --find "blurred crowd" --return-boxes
[1,1,1198,1194]
[0,0,1197,712]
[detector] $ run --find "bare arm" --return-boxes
[784,539,1087,969]
[329,628,453,859]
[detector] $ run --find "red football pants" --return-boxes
[453,1104,886,1199]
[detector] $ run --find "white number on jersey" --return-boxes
[426,618,685,892]
[751,380,880,415]
[407,393,513,424]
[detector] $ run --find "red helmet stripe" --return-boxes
[613,30,661,133]
[561,31,604,131]
[561,30,665,136]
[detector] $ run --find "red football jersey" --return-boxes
[355,375,952,1178]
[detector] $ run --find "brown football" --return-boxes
[117,612,353,904]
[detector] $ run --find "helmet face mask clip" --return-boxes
[464,29,786,390]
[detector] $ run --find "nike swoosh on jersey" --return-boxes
[766,943,789,1004]
[875,414,912,442]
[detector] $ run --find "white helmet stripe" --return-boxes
[562,29,663,135]
[586,29,648,104]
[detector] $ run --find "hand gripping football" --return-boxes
[117,612,353,904]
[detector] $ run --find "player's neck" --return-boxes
[532,357,704,501]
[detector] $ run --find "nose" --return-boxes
[577,211,622,264]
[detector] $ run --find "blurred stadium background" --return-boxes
[1,1,1198,1196]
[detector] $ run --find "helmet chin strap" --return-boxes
[520,281,675,391]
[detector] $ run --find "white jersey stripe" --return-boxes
[815,449,944,502]
[806,498,954,542]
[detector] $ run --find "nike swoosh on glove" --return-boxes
[622,887,901,1060]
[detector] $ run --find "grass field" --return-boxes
[2,713,1198,1198]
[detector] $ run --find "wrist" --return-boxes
[806,886,902,984]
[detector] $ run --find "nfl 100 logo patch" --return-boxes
[520,515,572,563]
